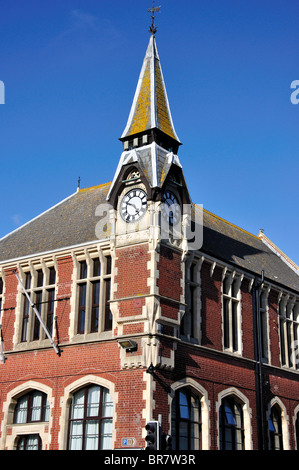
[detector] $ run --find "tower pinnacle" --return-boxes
[148,1,161,35]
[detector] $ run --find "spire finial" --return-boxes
[148,1,161,35]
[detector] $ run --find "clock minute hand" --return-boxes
[127,201,139,212]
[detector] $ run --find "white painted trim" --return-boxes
[1,380,55,450]
[0,238,109,267]
[266,396,290,450]
[169,378,211,450]
[216,387,253,450]
[58,374,118,450]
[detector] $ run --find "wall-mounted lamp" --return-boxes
[118,339,138,353]
[146,362,156,375]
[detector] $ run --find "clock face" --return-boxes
[162,190,181,225]
[120,189,148,222]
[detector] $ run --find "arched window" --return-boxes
[17,434,42,450]
[268,405,283,450]
[219,396,244,450]
[68,384,113,450]
[171,388,201,450]
[14,390,50,424]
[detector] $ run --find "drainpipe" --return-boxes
[253,271,267,450]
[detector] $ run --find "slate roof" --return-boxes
[0,182,298,293]
[0,183,111,263]
[201,209,299,292]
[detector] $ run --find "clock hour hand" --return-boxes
[127,201,138,211]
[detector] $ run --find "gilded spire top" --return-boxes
[148,1,161,35]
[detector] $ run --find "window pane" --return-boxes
[25,272,31,290]
[87,386,100,417]
[49,267,56,285]
[93,259,101,277]
[78,283,86,333]
[232,301,238,351]
[22,295,30,342]
[102,388,113,417]
[179,422,188,450]
[91,282,100,332]
[280,319,286,365]
[15,395,28,424]
[179,391,189,419]
[232,279,239,298]
[104,279,112,331]
[79,261,87,280]
[224,404,236,426]
[190,394,200,422]
[44,400,50,422]
[100,419,113,449]
[37,269,43,287]
[47,288,55,335]
[85,420,99,450]
[30,391,42,421]
[26,435,40,450]
[33,290,43,340]
[71,389,85,420]
[224,428,233,449]
[17,436,25,450]
[223,277,230,295]
[69,421,83,450]
[106,256,112,275]
[223,298,230,348]
[268,417,275,432]
[17,435,40,450]
[190,423,200,450]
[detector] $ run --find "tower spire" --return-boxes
[148,1,161,36]
[120,34,181,149]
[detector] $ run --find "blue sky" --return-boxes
[0,0,298,267]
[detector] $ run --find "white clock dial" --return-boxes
[120,189,148,222]
[162,190,180,225]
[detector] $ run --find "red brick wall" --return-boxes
[55,256,73,343]
[268,290,280,367]
[241,278,255,360]
[157,245,182,302]
[115,244,150,323]
[0,244,299,451]
[115,244,150,299]
[2,269,19,351]
[200,263,222,350]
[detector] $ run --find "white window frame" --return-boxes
[73,249,112,337]
[181,256,202,343]
[260,286,270,363]
[18,263,57,346]
[222,271,243,354]
[279,294,299,370]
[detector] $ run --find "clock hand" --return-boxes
[127,202,138,211]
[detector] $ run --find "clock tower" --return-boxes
[107,28,191,235]
[106,11,191,436]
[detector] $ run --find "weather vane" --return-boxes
[148,1,161,35]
